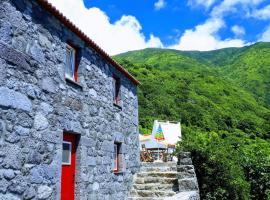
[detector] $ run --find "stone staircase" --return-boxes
[128,162,178,200]
[128,152,200,200]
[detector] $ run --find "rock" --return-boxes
[38,33,52,49]
[0,178,10,193]
[0,59,6,86]
[37,185,52,199]
[93,182,99,191]
[23,186,36,199]
[30,167,44,184]
[3,169,15,180]
[5,132,20,143]
[164,191,200,200]
[12,35,28,53]
[101,141,114,153]
[178,178,199,192]
[15,125,30,136]
[17,112,32,128]
[27,151,42,164]
[39,102,53,115]
[0,87,32,112]
[3,145,23,170]
[80,137,95,147]
[0,39,31,72]
[34,112,49,131]
[41,77,56,93]
[0,121,4,133]
[87,156,96,166]
[89,88,97,99]
[24,85,41,99]
[29,41,45,63]
[0,193,20,200]
[0,21,12,43]
[8,182,27,195]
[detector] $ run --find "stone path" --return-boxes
[128,153,200,200]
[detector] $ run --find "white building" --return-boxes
[140,120,182,149]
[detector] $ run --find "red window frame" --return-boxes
[113,76,121,105]
[65,43,79,82]
[113,142,121,173]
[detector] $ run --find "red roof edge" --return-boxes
[36,0,140,85]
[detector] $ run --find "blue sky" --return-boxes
[83,0,206,46]
[48,0,270,55]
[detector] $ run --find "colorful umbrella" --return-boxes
[154,124,165,162]
[155,124,165,141]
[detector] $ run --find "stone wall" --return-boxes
[0,0,140,199]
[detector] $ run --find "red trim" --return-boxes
[113,143,120,173]
[61,133,77,200]
[36,0,140,85]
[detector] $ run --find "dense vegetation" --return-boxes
[114,43,270,200]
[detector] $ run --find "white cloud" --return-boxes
[251,4,270,19]
[231,25,246,36]
[259,25,270,41]
[169,18,247,51]
[211,0,265,17]
[188,0,216,9]
[172,0,267,51]
[47,0,163,55]
[154,0,166,10]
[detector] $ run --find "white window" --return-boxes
[66,44,76,81]
[62,141,72,165]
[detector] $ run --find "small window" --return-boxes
[113,143,121,172]
[65,44,77,82]
[113,76,121,105]
[62,141,72,165]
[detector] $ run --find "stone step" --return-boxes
[163,191,200,200]
[130,189,176,197]
[141,162,177,167]
[140,166,177,172]
[133,183,178,191]
[128,197,163,200]
[135,177,178,184]
[137,172,178,178]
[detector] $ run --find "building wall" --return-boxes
[0,0,140,199]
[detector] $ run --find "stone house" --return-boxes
[0,0,140,199]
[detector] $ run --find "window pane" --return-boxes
[114,144,118,170]
[66,46,75,80]
[113,77,121,104]
[62,142,71,165]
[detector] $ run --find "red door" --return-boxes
[61,133,77,200]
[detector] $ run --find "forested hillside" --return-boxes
[114,43,270,200]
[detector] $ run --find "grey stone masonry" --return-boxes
[0,0,140,199]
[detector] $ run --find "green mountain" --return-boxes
[114,43,270,200]
[117,42,270,106]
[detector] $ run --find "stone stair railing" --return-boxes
[128,152,200,200]
[175,152,200,200]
